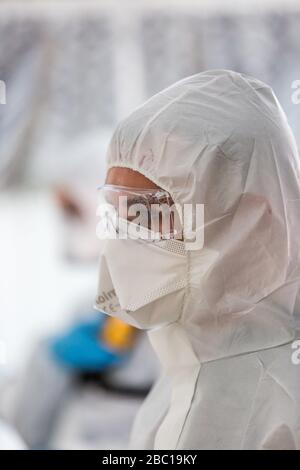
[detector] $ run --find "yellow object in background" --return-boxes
[101,317,137,352]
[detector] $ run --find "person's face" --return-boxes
[106,167,160,189]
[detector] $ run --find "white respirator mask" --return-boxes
[94,187,189,330]
[95,234,188,329]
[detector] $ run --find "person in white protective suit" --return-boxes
[95,69,300,450]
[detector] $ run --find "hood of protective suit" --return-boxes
[98,70,300,449]
[105,69,300,360]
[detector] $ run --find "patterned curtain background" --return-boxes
[0,3,300,187]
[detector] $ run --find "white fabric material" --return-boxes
[97,69,300,449]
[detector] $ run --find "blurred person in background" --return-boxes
[0,310,157,449]
[0,190,158,449]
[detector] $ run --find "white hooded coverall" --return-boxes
[96,70,300,449]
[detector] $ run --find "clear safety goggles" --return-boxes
[96,184,183,241]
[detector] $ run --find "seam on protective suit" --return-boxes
[230,72,282,131]
[178,247,191,323]
[265,370,295,403]
[175,248,194,449]
[103,70,300,449]
[175,364,202,450]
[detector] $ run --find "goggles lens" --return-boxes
[97,184,182,241]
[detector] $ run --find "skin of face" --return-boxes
[106,167,160,189]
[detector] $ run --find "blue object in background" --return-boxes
[49,313,126,372]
